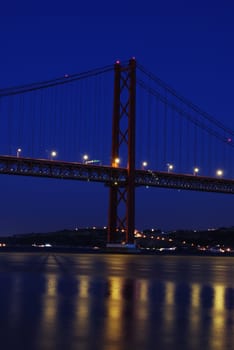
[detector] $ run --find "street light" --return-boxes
[113,157,120,167]
[167,163,174,173]
[17,148,22,158]
[216,169,223,177]
[193,167,199,175]
[142,161,148,169]
[83,154,89,163]
[50,150,57,160]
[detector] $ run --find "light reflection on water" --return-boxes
[0,253,234,349]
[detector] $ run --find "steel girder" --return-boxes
[1,156,234,194]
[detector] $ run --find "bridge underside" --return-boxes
[1,156,234,194]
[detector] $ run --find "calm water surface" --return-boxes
[0,252,234,350]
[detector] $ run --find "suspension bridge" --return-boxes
[1,58,234,244]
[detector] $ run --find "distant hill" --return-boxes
[1,226,234,249]
[168,227,234,247]
[1,228,108,247]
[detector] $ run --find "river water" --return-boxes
[0,252,234,350]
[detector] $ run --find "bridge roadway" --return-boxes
[1,155,234,194]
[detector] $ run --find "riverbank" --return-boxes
[1,245,234,257]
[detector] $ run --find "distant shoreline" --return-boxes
[1,245,234,257]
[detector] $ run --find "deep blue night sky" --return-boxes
[1,5,234,235]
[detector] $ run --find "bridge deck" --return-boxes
[0,155,234,194]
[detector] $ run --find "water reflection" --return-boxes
[0,253,234,349]
[39,273,58,349]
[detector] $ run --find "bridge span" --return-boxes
[1,155,234,194]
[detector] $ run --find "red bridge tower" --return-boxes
[108,58,136,245]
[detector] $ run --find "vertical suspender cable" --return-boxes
[98,75,103,163]
[171,107,175,166]
[19,94,24,151]
[53,86,58,158]
[7,97,12,154]
[154,97,159,169]
[146,79,151,165]
[186,110,190,171]
[194,114,197,171]
[163,90,167,168]
[71,82,76,160]
[178,109,183,172]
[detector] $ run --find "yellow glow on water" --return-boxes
[189,283,201,337]
[47,274,57,297]
[191,283,200,308]
[209,284,226,350]
[136,279,149,321]
[108,301,122,319]
[104,277,124,342]
[165,282,175,305]
[77,298,89,320]
[73,277,90,336]
[213,284,225,311]
[137,279,148,302]
[104,312,122,343]
[108,276,122,301]
[41,274,58,329]
[79,276,89,298]
[163,281,176,332]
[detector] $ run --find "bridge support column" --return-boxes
[108,58,136,245]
